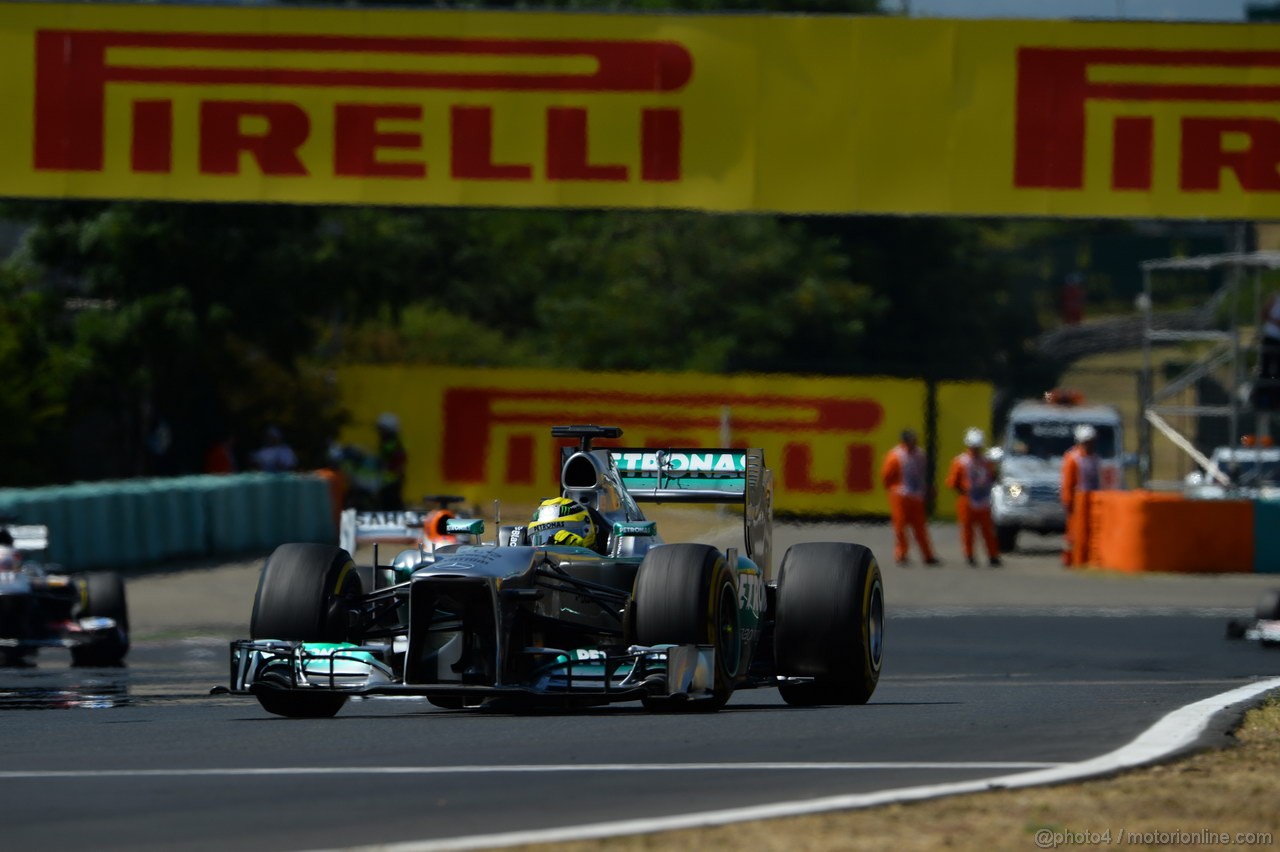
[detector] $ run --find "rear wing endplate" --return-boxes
[612,449,773,578]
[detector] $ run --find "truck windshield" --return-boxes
[1010,422,1117,459]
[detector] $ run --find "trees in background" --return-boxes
[1,200,1058,484]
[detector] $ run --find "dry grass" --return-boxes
[507,696,1280,851]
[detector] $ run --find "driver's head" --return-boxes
[528,497,600,552]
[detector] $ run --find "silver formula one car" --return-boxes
[221,425,884,717]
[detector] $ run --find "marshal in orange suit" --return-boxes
[881,429,939,566]
[946,428,1001,568]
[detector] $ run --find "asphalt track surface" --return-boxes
[3,519,1280,851]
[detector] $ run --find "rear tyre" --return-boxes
[774,542,883,706]
[996,525,1018,554]
[71,572,130,667]
[250,544,363,642]
[249,544,363,719]
[1256,589,1280,621]
[633,544,740,713]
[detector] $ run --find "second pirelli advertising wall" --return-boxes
[3,2,1280,220]
[337,366,992,517]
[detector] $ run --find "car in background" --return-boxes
[1226,589,1280,647]
[0,523,129,667]
[221,425,885,717]
[1185,444,1280,500]
[990,391,1129,553]
[337,494,473,558]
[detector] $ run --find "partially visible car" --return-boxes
[338,495,474,558]
[0,523,129,667]
[1185,445,1280,500]
[1226,589,1280,647]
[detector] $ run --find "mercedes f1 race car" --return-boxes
[221,425,884,717]
[0,524,130,667]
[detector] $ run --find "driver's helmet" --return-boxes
[528,497,599,551]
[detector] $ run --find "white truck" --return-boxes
[990,394,1128,553]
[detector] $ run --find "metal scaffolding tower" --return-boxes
[1139,251,1280,489]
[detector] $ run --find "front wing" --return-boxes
[227,639,719,705]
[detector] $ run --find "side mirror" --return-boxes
[445,518,485,537]
[985,447,1004,464]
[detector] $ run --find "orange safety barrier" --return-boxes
[1073,491,1253,573]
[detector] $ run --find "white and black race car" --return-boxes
[0,523,129,667]
[1227,589,1280,647]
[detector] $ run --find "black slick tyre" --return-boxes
[250,544,362,642]
[1256,589,1280,621]
[773,542,884,706]
[249,544,362,719]
[633,544,740,712]
[70,572,130,667]
[252,663,348,719]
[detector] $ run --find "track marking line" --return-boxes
[313,676,1280,852]
[0,761,1057,780]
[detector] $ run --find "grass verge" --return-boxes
[509,694,1280,852]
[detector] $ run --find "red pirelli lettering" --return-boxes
[1014,47,1280,192]
[334,104,426,179]
[451,106,533,180]
[130,100,172,173]
[440,387,884,485]
[641,108,682,182]
[1181,117,1280,192]
[546,107,628,181]
[199,101,310,176]
[782,443,836,494]
[1111,116,1154,191]
[33,29,693,174]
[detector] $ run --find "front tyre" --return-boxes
[249,544,363,719]
[774,542,883,706]
[71,572,130,667]
[996,525,1019,554]
[633,544,740,713]
[250,544,362,642]
[252,663,349,719]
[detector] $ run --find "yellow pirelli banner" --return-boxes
[3,3,1279,218]
[337,365,989,516]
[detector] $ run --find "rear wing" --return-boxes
[338,510,424,557]
[0,524,49,555]
[612,448,773,578]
